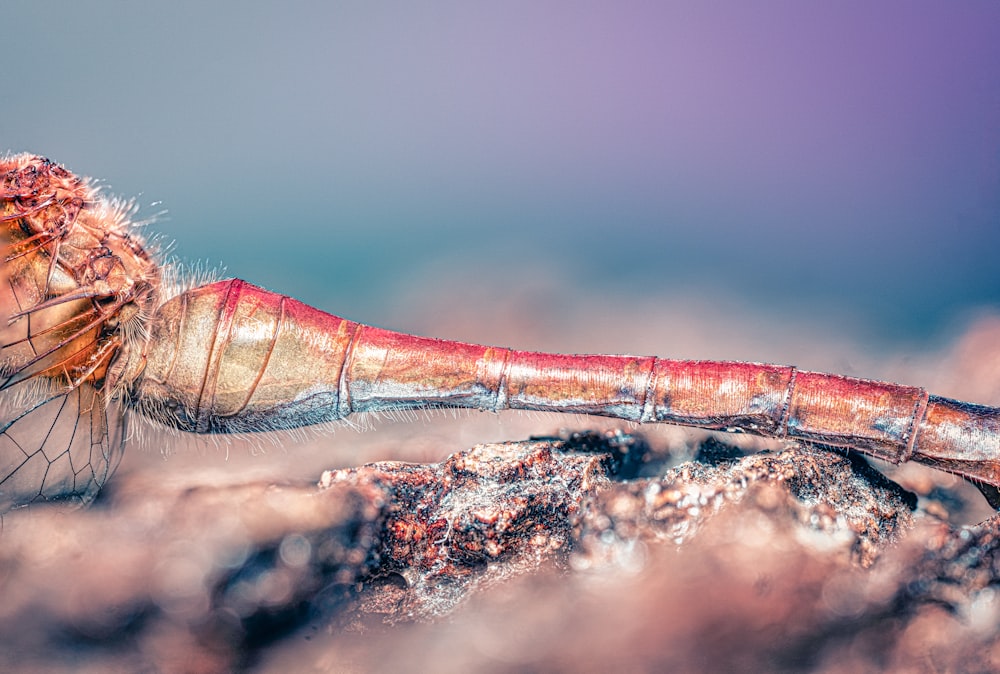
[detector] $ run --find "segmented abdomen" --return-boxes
[131,279,1000,494]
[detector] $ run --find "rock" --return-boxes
[0,430,995,673]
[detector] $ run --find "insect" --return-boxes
[2,154,1000,513]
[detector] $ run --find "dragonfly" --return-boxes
[3,153,1000,513]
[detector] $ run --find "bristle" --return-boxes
[1,154,164,509]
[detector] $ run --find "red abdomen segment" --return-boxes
[133,279,1000,490]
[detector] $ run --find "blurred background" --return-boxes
[4,2,999,370]
[5,7,1000,669]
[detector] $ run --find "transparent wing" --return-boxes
[0,382,125,512]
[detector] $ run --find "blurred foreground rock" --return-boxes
[0,431,998,673]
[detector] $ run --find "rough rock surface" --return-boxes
[1,427,997,673]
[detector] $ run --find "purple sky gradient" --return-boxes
[3,2,999,347]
